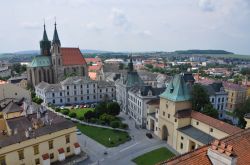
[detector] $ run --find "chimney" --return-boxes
[244,113,250,129]
[207,140,237,165]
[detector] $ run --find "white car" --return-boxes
[60,106,65,110]
[76,129,81,135]
[75,105,80,109]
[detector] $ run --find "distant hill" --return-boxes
[174,50,234,55]
[14,50,39,55]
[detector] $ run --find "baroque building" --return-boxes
[27,23,88,88]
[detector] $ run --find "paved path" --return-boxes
[76,112,178,165]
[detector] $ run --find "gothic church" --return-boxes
[27,23,88,87]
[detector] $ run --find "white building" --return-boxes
[0,66,11,78]
[202,82,228,119]
[35,76,115,105]
[128,86,165,128]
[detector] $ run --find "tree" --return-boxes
[99,113,115,124]
[95,102,108,117]
[107,102,120,116]
[145,64,153,69]
[84,111,96,120]
[234,98,250,128]
[119,63,124,70]
[191,84,210,112]
[110,121,121,128]
[201,104,218,119]
[69,112,77,118]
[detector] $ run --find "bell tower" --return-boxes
[51,22,63,82]
[40,24,51,56]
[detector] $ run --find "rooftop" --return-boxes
[191,111,242,135]
[0,111,75,148]
[160,128,250,165]
[61,47,87,66]
[178,125,214,144]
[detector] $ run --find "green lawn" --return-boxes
[77,123,130,147]
[70,108,94,118]
[132,147,175,165]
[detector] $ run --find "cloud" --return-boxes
[20,22,41,29]
[198,0,215,12]
[85,22,104,32]
[110,8,130,30]
[136,30,152,37]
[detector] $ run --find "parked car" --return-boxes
[75,105,80,109]
[76,129,81,135]
[146,133,153,139]
[60,106,65,110]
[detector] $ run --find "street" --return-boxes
[76,112,178,165]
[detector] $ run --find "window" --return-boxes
[66,135,70,143]
[163,112,165,116]
[60,92,62,96]
[75,97,77,101]
[67,86,69,90]
[15,92,17,96]
[210,128,213,132]
[218,98,221,103]
[106,88,108,92]
[60,99,63,103]
[181,136,184,140]
[81,97,83,100]
[211,98,214,103]
[94,95,96,99]
[67,98,70,102]
[48,140,53,149]
[81,91,83,94]
[180,143,183,149]
[74,85,76,89]
[166,104,168,108]
[35,158,40,165]
[87,84,89,88]
[52,99,55,104]
[87,96,89,100]
[74,91,76,95]
[174,119,177,122]
[80,85,82,88]
[196,121,199,125]
[67,92,69,95]
[87,89,89,94]
[100,95,102,98]
[0,156,6,165]
[50,153,54,159]
[18,150,24,160]
[94,89,96,93]
[67,147,70,153]
[33,145,39,155]
[222,98,224,102]
[168,114,170,118]
[52,93,55,97]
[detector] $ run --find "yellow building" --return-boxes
[0,102,81,165]
[223,82,247,112]
[153,74,241,154]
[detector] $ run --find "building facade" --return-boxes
[149,74,241,154]
[35,76,115,106]
[0,101,81,165]
[115,56,144,113]
[128,86,165,128]
[202,82,228,119]
[223,82,247,112]
[27,23,88,88]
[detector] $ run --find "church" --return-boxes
[27,23,88,88]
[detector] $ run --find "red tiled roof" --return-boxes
[191,111,242,135]
[61,48,87,66]
[58,148,65,154]
[74,142,80,148]
[160,128,250,165]
[42,153,49,160]
[223,82,247,91]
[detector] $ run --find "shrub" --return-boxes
[110,141,114,144]
[99,113,115,124]
[110,121,121,128]
[69,112,77,118]
[97,120,106,125]
[120,123,128,129]
[55,108,60,112]
[118,138,122,141]
[84,111,96,120]
[62,109,69,115]
[89,118,97,123]
[78,116,84,121]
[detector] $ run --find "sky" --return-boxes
[0,0,250,54]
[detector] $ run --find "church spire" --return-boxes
[52,21,61,46]
[42,23,49,41]
[40,23,51,56]
[128,54,134,72]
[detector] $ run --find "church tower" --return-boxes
[51,22,63,82]
[40,24,51,56]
